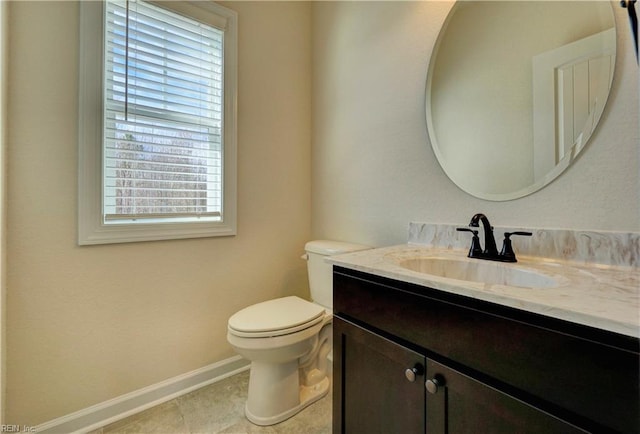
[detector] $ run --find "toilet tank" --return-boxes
[304,240,371,309]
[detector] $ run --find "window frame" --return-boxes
[78,0,237,245]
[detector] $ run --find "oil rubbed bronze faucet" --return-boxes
[457,213,531,262]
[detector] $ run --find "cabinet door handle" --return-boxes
[404,364,424,382]
[426,376,444,394]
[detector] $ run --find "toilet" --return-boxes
[227,240,370,426]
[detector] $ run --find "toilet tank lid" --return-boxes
[305,240,371,256]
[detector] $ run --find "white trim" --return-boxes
[78,1,238,245]
[35,356,249,434]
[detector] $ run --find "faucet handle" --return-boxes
[499,232,532,262]
[457,228,483,257]
[506,231,533,237]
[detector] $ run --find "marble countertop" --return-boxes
[327,244,640,339]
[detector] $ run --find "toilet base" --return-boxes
[245,375,330,426]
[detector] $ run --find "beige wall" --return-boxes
[0,0,7,423]
[311,1,639,247]
[4,0,639,427]
[6,1,311,425]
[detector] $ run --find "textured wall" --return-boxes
[311,1,639,247]
[0,0,7,422]
[6,1,311,425]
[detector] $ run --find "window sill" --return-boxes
[78,218,236,245]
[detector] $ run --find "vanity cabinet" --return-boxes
[332,267,640,434]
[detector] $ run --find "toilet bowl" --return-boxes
[226,240,370,426]
[227,296,332,425]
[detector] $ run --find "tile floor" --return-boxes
[89,370,332,434]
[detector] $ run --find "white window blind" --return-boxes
[104,0,224,222]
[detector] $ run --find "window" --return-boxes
[78,0,237,245]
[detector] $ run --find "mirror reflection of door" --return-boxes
[532,28,615,181]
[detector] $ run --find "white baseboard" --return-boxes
[35,356,250,434]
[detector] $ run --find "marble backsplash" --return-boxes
[408,222,640,267]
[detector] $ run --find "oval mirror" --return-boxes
[426,1,616,201]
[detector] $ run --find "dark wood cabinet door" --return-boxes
[426,359,588,434]
[333,317,425,434]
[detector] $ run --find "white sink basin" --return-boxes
[398,257,559,289]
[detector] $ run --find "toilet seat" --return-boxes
[228,296,326,338]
